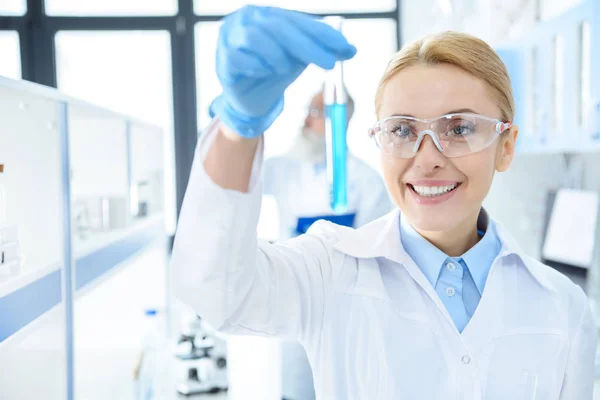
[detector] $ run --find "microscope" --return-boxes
[175,315,228,396]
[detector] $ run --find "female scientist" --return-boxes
[172,5,597,399]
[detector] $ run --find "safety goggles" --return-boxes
[368,113,512,159]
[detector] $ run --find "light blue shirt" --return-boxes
[400,214,502,332]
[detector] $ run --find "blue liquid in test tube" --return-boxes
[327,103,348,212]
[324,16,348,213]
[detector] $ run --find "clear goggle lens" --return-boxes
[369,113,512,158]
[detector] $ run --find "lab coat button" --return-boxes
[462,355,471,364]
[446,287,456,297]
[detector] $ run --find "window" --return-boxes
[194,0,396,15]
[55,31,177,233]
[55,31,172,127]
[0,32,21,79]
[0,0,26,15]
[45,0,177,16]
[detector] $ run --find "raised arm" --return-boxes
[171,5,356,341]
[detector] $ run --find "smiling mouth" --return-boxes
[407,183,461,197]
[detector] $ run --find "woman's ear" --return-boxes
[495,125,519,172]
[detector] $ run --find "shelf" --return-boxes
[0,261,61,299]
[0,214,165,344]
[73,214,164,260]
[0,265,62,343]
[75,214,165,291]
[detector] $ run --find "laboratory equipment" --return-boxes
[175,315,228,396]
[324,16,349,213]
[131,172,164,219]
[0,224,18,245]
[100,197,129,229]
[0,241,20,277]
[72,199,92,239]
[73,196,129,234]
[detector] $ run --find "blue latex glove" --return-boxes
[209,6,357,138]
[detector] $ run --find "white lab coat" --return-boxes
[172,120,597,400]
[263,148,392,399]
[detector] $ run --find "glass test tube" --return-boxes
[323,16,348,213]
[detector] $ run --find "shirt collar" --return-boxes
[399,215,448,287]
[460,214,502,294]
[333,209,557,294]
[400,209,502,294]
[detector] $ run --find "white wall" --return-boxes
[400,0,538,46]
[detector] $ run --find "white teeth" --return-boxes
[412,184,458,197]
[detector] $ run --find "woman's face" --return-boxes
[378,63,518,233]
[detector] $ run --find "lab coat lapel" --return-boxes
[333,210,459,329]
[493,221,557,293]
[461,222,559,350]
[331,211,399,300]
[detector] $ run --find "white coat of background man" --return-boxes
[263,90,393,400]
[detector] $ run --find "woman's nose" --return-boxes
[412,134,446,171]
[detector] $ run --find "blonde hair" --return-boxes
[375,31,515,122]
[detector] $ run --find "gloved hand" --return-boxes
[209,6,357,138]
